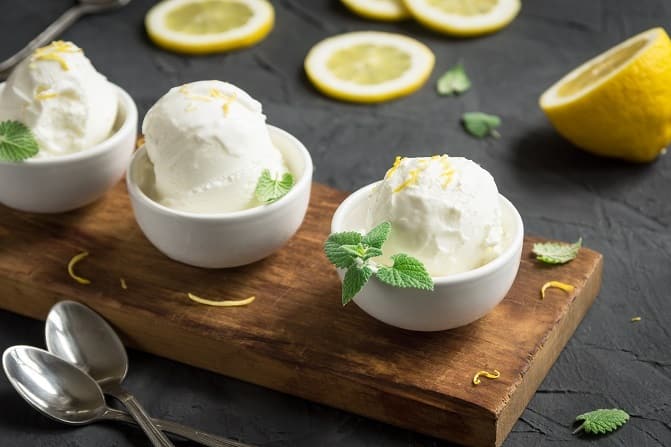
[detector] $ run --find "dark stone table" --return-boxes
[1,0,670,445]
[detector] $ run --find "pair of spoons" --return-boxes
[3,301,251,447]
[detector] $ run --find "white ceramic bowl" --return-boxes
[331,182,524,331]
[0,84,137,213]
[127,126,313,268]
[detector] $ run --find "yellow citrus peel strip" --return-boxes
[187,293,255,307]
[473,369,500,385]
[631,316,641,322]
[120,278,128,290]
[540,281,574,299]
[67,252,91,285]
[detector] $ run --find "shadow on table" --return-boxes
[507,128,658,186]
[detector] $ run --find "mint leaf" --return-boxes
[324,231,363,268]
[361,247,383,261]
[361,221,391,249]
[533,238,582,264]
[255,169,295,203]
[462,112,501,139]
[437,63,471,96]
[0,121,39,162]
[573,409,629,435]
[342,265,372,305]
[376,254,434,291]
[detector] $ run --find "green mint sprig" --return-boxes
[324,222,434,305]
[462,112,501,139]
[573,408,629,435]
[533,238,582,264]
[255,169,295,203]
[437,63,471,96]
[0,121,39,162]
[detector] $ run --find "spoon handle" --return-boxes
[102,408,254,447]
[0,5,86,80]
[106,385,175,447]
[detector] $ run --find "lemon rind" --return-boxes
[145,0,274,54]
[304,31,435,103]
[403,0,521,37]
[340,0,410,21]
[539,28,661,110]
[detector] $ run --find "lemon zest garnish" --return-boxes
[631,316,641,322]
[187,293,255,307]
[385,156,403,179]
[67,252,91,285]
[473,369,500,385]
[34,85,58,101]
[209,88,237,116]
[438,155,456,188]
[31,41,81,71]
[120,278,128,290]
[178,86,212,102]
[540,281,574,299]
[393,168,420,193]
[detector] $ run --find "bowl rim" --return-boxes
[126,125,313,222]
[0,82,137,166]
[331,181,524,286]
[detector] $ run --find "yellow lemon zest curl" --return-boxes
[67,252,91,285]
[120,278,128,290]
[540,281,574,299]
[385,156,403,179]
[473,369,500,385]
[187,293,255,307]
[631,316,641,322]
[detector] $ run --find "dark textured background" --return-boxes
[1,0,670,445]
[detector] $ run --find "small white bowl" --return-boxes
[331,182,524,332]
[0,84,137,213]
[127,126,313,268]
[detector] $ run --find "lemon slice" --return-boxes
[145,0,274,54]
[403,0,520,37]
[340,0,410,21]
[304,31,435,103]
[540,28,671,162]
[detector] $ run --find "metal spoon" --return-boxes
[0,0,131,80]
[45,300,251,447]
[3,346,173,446]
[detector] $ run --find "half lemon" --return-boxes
[145,0,274,54]
[403,0,520,37]
[304,31,435,103]
[340,0,411,21]
[540,27,671,162]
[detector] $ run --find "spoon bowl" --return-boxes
[46,300,127,386]
[2,346,107,425]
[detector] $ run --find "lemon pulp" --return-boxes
[326,44,412,85]
[165,0,253,34]
[426,0,497,15]
[556,38,647,98]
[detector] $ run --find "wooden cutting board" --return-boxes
[0,181,602,447]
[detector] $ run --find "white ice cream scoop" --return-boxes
[142,80,288,214]
[366,155,505,277]
[0,41,118,158]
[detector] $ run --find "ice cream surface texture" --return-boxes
[0,41,118,158]
[366,155,504,277]
[142,80,288,214]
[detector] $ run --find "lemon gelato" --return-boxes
[0,41,117,158]
[142,80,287,214]
[366,155,504,276]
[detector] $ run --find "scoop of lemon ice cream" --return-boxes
[0,41,117,158]
[142,80,288,214]
[366,155,504,276]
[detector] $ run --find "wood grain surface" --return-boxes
[0,181,602,447]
